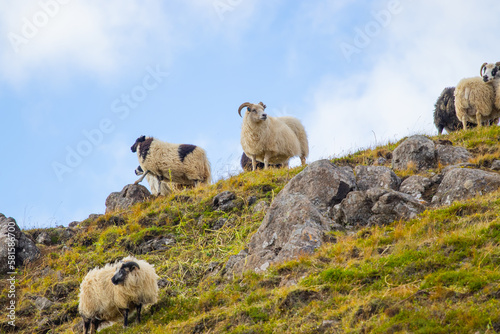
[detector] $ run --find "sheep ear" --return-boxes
[258,102,266,109]
[138,136,146,143]
[496,62,500,68]
[122,261,140,272]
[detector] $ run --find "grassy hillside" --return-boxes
[3,126,500,333]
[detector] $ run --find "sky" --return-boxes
[2,0,500,229]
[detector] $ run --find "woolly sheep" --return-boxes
[131,136,211,186]
[238,102,309,171]
[78,256,159,334]
[481,61,500,109]
[454,63,500,129]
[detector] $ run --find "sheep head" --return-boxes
[131,135,146,153]
[238,102,268,121]
[111,261,140,285]
[481,62,500,83]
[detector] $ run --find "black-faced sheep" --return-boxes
[482,61,500,109]
[238,102,309,171]
[78,256,159,334]
[131,136,211,186]
[455,62,500,129]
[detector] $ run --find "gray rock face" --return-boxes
[0,214,41,274]
[333,188,425,227]
[34,296,54,311]
[436,144,472,166]
[392,135,437,171]
[491,160,500,171]
[213,191,239,211]
[226,160,349,275]
[105,184,151,213]
[354,165,401,191]
[400,175,433,202]
[432,168,500,206]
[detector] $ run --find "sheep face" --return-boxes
[131,136,146,153]
[481,62,500,83]
[111,261,140,285]
[238,102,268,122]
[135,165,144,176]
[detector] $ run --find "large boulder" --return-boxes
[0,214,40,274]
[354,165,401,191]
[226,160,349,275]
[392,135,437,171]
[105,184,151,213]
[333,188,425,227]
[399,175,434,203]
[432,168,500,206]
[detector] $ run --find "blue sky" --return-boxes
[2,0,500,229]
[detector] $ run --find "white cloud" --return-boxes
[306,0,500,160]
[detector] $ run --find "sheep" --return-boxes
[238,102,309,171]
[481,61,500,109]
[78,256,159,334]
[131,136,211,186]
[433,87,495,134]
[240,152,282,172]
[454,62,500,130]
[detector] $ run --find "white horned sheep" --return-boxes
[454,62,500,130]
[131,135,211,186]
[481,61,500,109]
[238,102,309,171]
[78,256,159,334]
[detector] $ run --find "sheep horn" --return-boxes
[238,102,252,117]
[480,62,488,76]
[496,61,500,68]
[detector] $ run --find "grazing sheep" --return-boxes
[134,165,172,196]
[238,102,309,170]
[455,63,500,129]
[131,136,211,186]
[78,256,159,334]
[240,152,282,172]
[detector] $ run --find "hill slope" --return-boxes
[2,127,500,334]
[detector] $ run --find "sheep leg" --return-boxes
[134,170,150,185]
[300,156,306,166]
[83,318,90,334]
[124,308,130,327]
[462,117,468,131]
[90,319,100,334]
[251,156,257,171]
[136,304,143,323]
[476,113,483,127]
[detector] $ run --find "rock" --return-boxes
[354,165,401,191]
[222,249,248,276]
[0,214,41,274]
[105,184,151,213]
[334,188,425,227]
[392,135,437,171]
[228,193,334,275]
[211,218,227,231]
[36,232,52,245]
[137,236,176,254]
[247,196,258,206]
[436,144,472,166]
[491,160,500,171]
[400,175,433,202]
[253,201,269,213]
[34,296,53,311]
[432,168,500,206]
[68,221,80,228]
[213,191,241,211]
[279,160,357,213]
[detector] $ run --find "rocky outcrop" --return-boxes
[0,214,40,274]
[105,184,151,213]
[432,167,500,206]
[436,144,471,166]
[355,165,401,191]
[226,160,347,275]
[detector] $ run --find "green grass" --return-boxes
[3,127,500,333]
